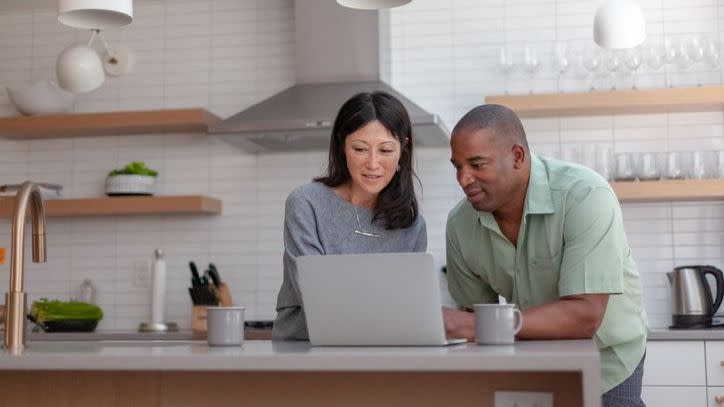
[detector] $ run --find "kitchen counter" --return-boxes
[0,340,601,407]
[648,328,724,340]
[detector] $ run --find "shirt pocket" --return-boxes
[527,254,562,300]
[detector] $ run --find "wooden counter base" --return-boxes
[0,370,582,407]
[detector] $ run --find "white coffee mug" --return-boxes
[206,306,245,346]
[473,303,523,345]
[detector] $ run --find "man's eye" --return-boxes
[472,163,484,169]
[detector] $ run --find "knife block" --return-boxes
[191,305,217,334]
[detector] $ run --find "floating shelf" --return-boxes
[0,108,220,139]
[612,179,724,202]
[0,195,222,217]
[486,86,724,117]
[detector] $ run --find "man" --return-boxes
[443,104,647,407]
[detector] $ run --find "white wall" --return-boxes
[0,0,722,330]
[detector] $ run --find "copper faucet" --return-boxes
[4,182,46,352]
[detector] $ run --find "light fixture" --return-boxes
[58,0,133,29]
[336,0,412,10]
[593,0,646,49]
[56,29,133,93]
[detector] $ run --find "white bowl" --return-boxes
[6,80,76,116]
[105,175,156,196]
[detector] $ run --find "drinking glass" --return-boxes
[595,144,614,181]
[624,47,643,90]
[498,45,516,95]
[605,49,622,90]
[552,41,570,92]
[637,152,662,181]
[665,151,687,179]
[582,47,602,92]
[523,44,542,94]
[690,151,715,179]
[704,37,721,70]
[717,150,724,178]
[615,152,637,181]
[643,39,665,73]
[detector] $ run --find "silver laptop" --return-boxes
[296,252,467,346]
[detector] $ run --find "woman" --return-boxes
[272,91,427,340]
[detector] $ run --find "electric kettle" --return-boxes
[667,265,724,329]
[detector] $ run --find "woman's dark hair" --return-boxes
[315,91,419,230]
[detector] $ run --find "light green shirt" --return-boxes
[446,153,647,393]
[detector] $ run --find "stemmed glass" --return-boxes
[605,49,622,90]
[704,37,721,70]
[582,47,602,92]
[498,45,516,95]
[686,36,706,86]
[552,41,570,92]
[523,44,542,94]
[624,47,642,89]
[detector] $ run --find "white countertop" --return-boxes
[0,339,599,373]
[648,328,724,340]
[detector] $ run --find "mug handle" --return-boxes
[512,308,523,335]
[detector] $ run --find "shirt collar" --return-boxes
[476,152,554,230]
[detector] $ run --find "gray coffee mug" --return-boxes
[207,306,245,346]
[473,304,522,345]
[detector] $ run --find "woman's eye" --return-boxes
[380,149,394,154]
[354,148,366,152]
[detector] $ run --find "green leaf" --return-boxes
[108,161,158,177]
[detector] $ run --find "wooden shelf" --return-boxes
[486,86,724,117]
[0,195,222,217]
[612,179,724,202]
[0,108,221,139]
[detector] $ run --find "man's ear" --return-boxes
[511,144,526,169]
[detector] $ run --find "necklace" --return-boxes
[354,206,380,238]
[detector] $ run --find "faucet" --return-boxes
[4,181,46,352]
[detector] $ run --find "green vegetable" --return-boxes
[108,161,158,177]
[30,299,103,324]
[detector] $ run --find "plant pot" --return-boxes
[105,174,156,196]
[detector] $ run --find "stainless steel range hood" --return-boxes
[209,0,449,153]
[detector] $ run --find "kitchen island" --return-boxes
[0,339,600,407]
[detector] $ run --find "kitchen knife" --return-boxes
[189,261,202,288]
[206,266,221,286]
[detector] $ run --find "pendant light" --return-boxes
[336,0,412,10]
[58,0,133,29]
[593,0,646,49]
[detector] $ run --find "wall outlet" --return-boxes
[494,391,553,407]
[132,259,151,288]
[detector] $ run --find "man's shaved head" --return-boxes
[452,104,528,151]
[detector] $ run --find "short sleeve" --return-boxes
[445,218,498,306]
[558,186,625,296]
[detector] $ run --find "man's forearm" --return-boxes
[517,295,608,340]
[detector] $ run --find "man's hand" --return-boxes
[442,306,475,341]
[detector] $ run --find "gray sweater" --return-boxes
[272,181,428,340]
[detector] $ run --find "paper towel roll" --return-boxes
[150,249,166,325]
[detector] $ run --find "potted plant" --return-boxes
[105,161,158,196]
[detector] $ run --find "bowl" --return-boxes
[6,80,76,116]
[105,174,156,196]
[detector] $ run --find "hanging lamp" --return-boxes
[58,0,133,29]
[593,0,646,49]
[336,0,411,10]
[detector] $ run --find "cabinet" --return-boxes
[644,340,724,407]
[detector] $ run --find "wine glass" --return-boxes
[624,47,642,89]
[498,45,516,95]
[552,41,570,92]
[522,44,542,94]
[704,37,721,70]
[605,49,622,90]
[582,46,602,92]
[686,36,706,86]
